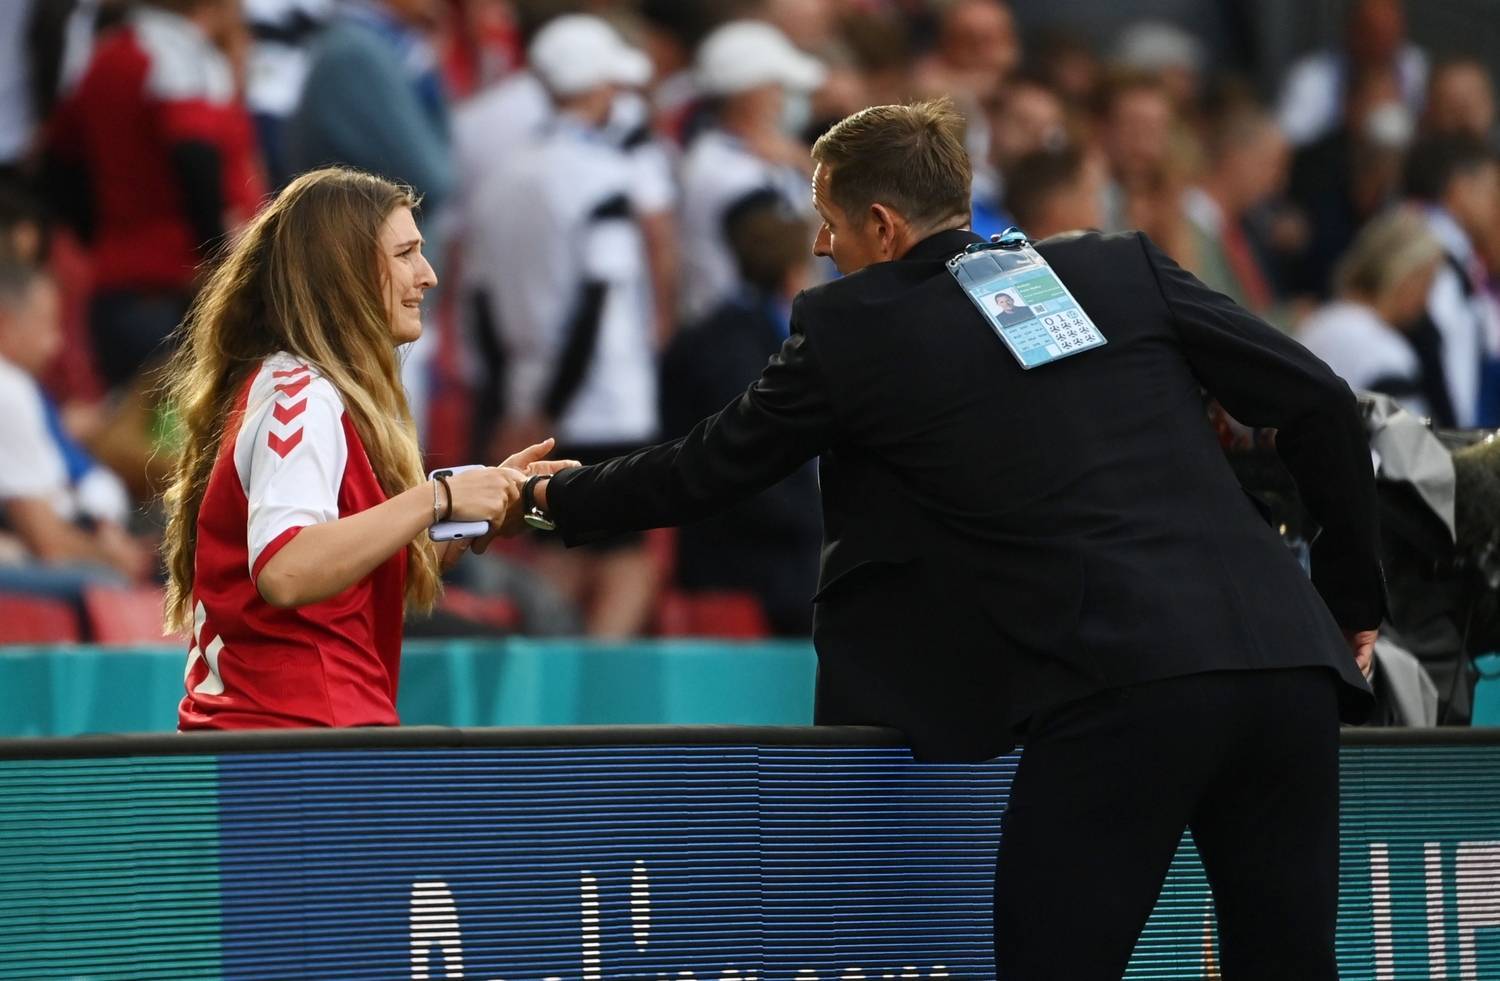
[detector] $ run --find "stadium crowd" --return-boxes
[0,0,1497,644]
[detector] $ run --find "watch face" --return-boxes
[523,511,557,532]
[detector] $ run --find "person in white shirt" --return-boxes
[0,261,147,590]
[1299,207,1444,419]
[677,20,825,322]
[1276,0,1427,148]
[1404,134,1500,427]
[243,0,332,184]
[453,45,678,456]
[469,15,662,637]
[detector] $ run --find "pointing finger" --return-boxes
[500,438,556,470]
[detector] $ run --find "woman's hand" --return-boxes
[463,438,578,553]
[444,465,527,524]
[439,537,471,572]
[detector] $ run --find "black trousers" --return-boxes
[994,667,1341,980]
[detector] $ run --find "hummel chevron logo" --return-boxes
[274,376,312,398]
[272,399,307,425]
[271,366,311,379]
[267,429,304,458]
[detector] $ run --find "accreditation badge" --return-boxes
[946,229,1106,369]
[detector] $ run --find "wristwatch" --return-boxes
[522,474,556,532]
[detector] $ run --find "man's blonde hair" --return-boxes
[811,98,972,229]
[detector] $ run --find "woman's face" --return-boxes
[378,206,437,345]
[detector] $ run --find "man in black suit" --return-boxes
[518,99,1381,979]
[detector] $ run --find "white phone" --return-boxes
[428,465,491,542]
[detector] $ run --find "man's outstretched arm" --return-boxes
[541,325,837,545]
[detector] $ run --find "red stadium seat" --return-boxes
[655,590,771,639]
[438,586,522,632]
[647,528,772,638]
[0,593,82,643]
[82,586,184,644]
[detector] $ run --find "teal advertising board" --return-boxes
[1,730,1497,981]
[0,641,820,738]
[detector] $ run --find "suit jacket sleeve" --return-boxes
[1139,233,1386,630]
[547,316,836,545]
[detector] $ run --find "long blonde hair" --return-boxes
[161,166,440,631]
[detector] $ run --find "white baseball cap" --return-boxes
[528,15,653,97]
[695,20,827,97]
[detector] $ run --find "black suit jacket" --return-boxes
[549,230,1382,761]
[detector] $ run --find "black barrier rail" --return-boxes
[0,722,1495,759]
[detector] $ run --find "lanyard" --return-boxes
[946,228,1106,369]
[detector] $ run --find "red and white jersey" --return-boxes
[179,352,406,730]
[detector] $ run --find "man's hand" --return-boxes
[490,419,552,468]
[525,459,580,477]
[1345,628,1378,681]
[438,537,471,571]
[468,439,579,553]
[496,437,581,479]
[498,438,557,472]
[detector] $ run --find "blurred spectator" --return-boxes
[635,0,731,139]
[0,186,48,267]
[1112,21,1206,114]
[1003,145,1105,241]
[837,9,912,110]
[764,0,838,54]
[472,15,661,637]
[1404,134,1500,428]
[1286,65,1413,299]
[0,1,36,181]
[43,0,264,392]
[913,0,1019,227]
[1181,102,1289,316]
[678,20,824,321]
[1277,0,1426,148]
[977,73,1067,236]
[990,74,1068,174]
[452,23,679,354]
[24,0,129,123]
[287,0,451,211]
[1298,207,1444,418]
[437,0,522,98]
[802,53,873,148]
[1423,56,1497,146]
[1098,72,1175,228]
[244,0,333,185]
[912,0,1018,103]
[1096,71,1191,258]
[660,195,820,635]
[455,42,679,460]
[287,0,454,435]
[0,260,148,593]
[1027,28,1100,113]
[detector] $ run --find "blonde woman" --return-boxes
[1298,208,1445,421]
[163,167,560,730]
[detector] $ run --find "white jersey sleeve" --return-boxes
[234,358,348,577]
